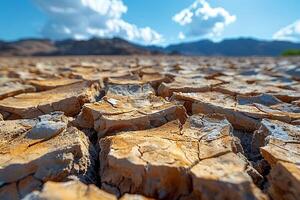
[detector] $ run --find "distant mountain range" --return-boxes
[164,38,300,56]
[1,37,300,56]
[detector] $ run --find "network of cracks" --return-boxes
[0,56,299,200]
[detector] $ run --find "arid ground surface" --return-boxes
[0,56,299,200]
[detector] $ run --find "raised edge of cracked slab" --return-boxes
[157,77,222,98]
[171,92,300,131]
[0,81,101,119]
[257,119,300,166]
[28,78,82,91]
[23,181,155,200]
[268,162,300,200]
[23,181,117,200]
[0,82,35,100]
[253,119,300,200]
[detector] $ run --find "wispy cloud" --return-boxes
[273,20,300,42]
[31,0,163,44]
[173,0,236,40]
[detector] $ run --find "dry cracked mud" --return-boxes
[0,56,299,200]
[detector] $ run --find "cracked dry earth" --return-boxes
[0,56,299,200]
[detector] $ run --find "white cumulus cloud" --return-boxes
[31,0,163,44]
[273,20,300,42]
[173,0,236,39]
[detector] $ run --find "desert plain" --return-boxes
[0,56,299,200]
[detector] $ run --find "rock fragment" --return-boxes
[99,115,265,199]
[0,81,100,119]
[0,113,97,199]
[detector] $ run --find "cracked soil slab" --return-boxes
[99,114,266,200]
[0,81,100,119]
[253,119,300,200]
[75,93,187,137]
[171,92,300,131]
[0,113,97,199]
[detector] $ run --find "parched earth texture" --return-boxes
[0,56,300,200]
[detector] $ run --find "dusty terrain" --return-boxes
[0,56,299,200]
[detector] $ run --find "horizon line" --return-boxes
[1,36,300,47]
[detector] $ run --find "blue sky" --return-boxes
[0,0,300,45]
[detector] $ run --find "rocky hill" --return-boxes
[0,37,156,56]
